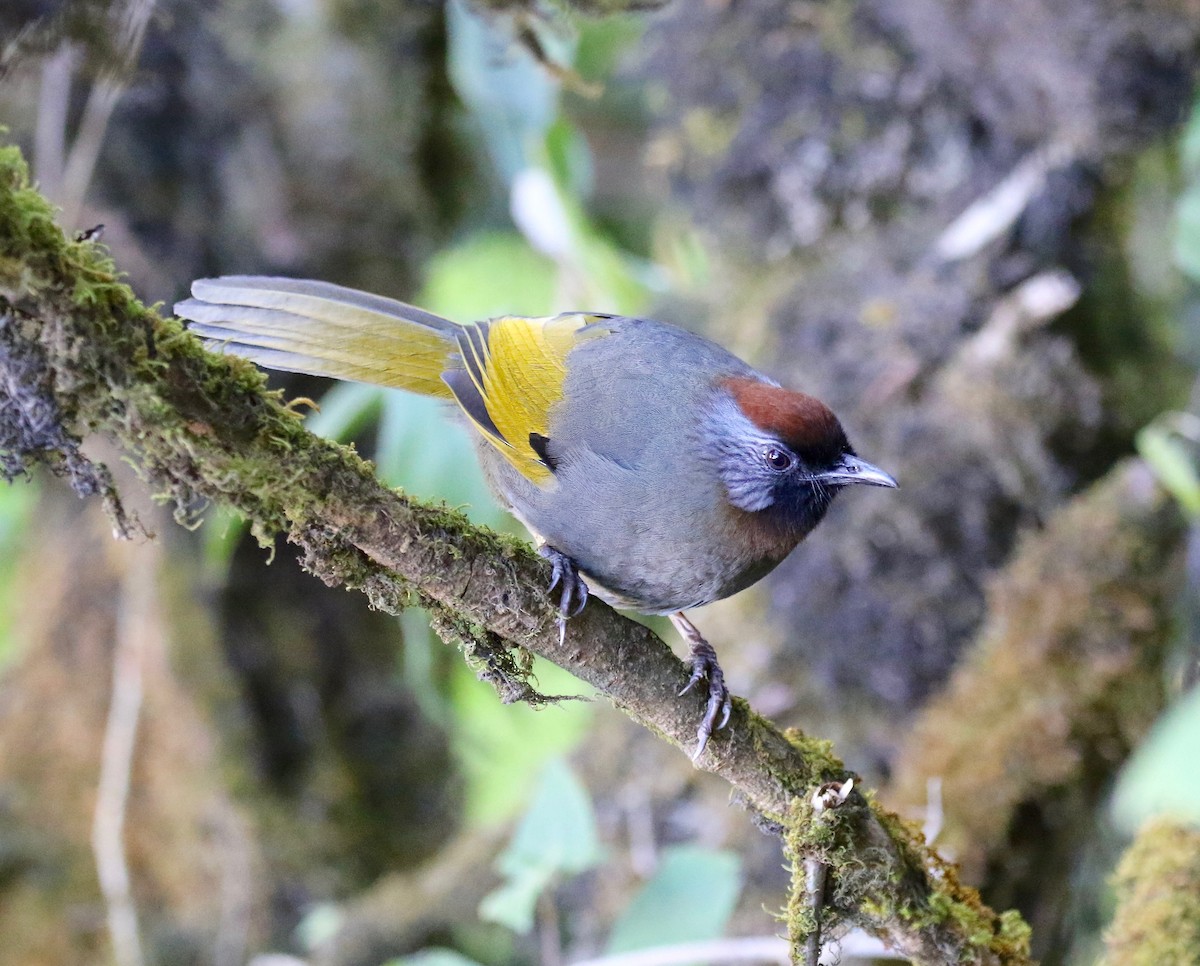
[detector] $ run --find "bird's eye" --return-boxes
[764,447,793,471]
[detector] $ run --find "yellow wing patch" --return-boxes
[449,313,611,484]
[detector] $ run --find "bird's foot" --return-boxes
[670,611,732,761]
[538,545,589,644]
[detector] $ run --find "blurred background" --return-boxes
[1,1,1200,964]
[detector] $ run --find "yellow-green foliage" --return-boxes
[1100,819,1200,965]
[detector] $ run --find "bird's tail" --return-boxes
[175,275,461,399]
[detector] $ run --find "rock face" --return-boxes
[643,0,1198,710]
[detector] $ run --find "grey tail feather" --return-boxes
[174,275,463,389]
[180,275,459,334]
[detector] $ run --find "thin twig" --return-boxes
[539,888,564,966]
[567,936,791,966]
[92,548,156,966]
[798,780,852,966]
[58,0,158,227]
[213,803,255,966]
[803,856,826,966]
[34,43,76,199]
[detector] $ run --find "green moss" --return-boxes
[1099,819,1200,965]
[782,794,839,950]
[0,139,536,639]
[890,459,1183,894]
[904,854,1032,961]
[781,728,844,785]
[424,605,568,706]
[784,796,1032,964]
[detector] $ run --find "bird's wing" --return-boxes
[445,313,613,485]
[178,278,616,486]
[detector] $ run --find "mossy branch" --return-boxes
[889,460,1184,889]
[1099,819,1200,964]
[0,143,1031,964]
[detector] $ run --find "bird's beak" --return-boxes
[821,454,898,488]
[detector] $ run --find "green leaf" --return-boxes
[605,846,742,954]
[479,758,603,932]
[373,391,511,530]
[496,758,603,876]
[545,116,595,202]
[420,232,558,323]
[199,505,248,581]
[1112,686,1200,832]
[477,868,552,935]
[398,607,454,727]
[384,951,487,966]
[0,479,34,545]
[1173,186,1200,283]
[304,381,383,442]
[0,480,36,669]
[308,382,513,530]
[452,662,594,827]
[1136,423,1200,519]
[446,0,565,182]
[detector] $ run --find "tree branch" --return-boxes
[92,542,155,966]
[889,458,1184,888]
[0,143,1031,964]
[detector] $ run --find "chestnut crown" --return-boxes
[705,377,896,533]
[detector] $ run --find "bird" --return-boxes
[176,276,897,758]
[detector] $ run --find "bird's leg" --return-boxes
[670,611,732,761]
[538,545,589,644]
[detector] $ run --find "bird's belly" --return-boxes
[577,551,786,615]
[481,447,794,615]
[577,530,790,615]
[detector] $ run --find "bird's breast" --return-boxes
[472,317,804,613]
[479,438,806,613]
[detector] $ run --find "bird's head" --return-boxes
[706,376,896,538]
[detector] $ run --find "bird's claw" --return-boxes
[676,635,732,761]
[538,545,589,644]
